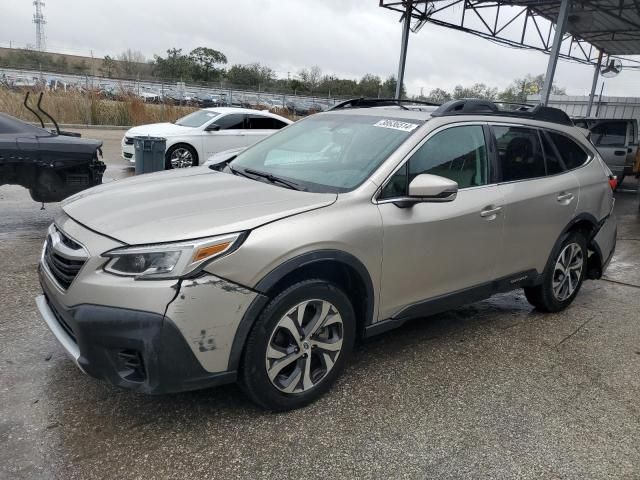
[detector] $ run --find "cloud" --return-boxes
[1,0,638,96]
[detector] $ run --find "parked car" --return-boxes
[193,93,224,108]
[573,118,638,186]
[37,99,616,411]
[121,107,292,168]
[0,98,105,202]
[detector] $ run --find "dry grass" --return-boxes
[0,88,197,126]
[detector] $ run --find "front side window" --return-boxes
[175,110,221,127]
[591,121,627,147]
[231,114,422,193]
[215,114,246,130]
[380,125,488,198]
[494,126,545,181]
[548,131,589,170]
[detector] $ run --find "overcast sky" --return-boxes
[1,0,639,97]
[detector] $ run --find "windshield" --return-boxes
[230,113,423,193]
[175,110,220,127]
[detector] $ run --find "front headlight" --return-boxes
[102,233,244,279]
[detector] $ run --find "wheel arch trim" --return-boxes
[226,249,375,372]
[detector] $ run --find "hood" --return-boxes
[62,168,337,245]
[126,122,196,137]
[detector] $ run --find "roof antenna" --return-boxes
[23,92,45,128]
[37,92,60,135]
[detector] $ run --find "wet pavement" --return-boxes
[1,129,639,479]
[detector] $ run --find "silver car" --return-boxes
[36,99,617,411]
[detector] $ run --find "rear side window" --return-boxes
[591,121,627,146]
[540,133,565,175]
[247,115,288,130]
[547,132,589,170]
[380,125,488,198]
[215,114,246,130]
[494,126,545,181]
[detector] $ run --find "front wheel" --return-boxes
[524,231,587,312]
[165,144,198,169]
[240,280,356,411]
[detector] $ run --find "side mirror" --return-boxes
[394,174,458,208]
[205,124,221,132]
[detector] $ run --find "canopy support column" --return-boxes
[586,50,603,117]
[540,0,571,105]
[395,0,412,100]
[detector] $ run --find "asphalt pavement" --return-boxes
[1,129,639,479]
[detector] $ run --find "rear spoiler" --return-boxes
[24,92,81,138]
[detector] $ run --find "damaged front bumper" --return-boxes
[38,268,261,394]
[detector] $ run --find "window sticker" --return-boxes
[373,119,419,132]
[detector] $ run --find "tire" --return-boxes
[524,230,587,312]
[240,279,356,411]
[165,144,198,169]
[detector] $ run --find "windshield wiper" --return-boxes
[243,168,305,191]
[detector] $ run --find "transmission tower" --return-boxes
[33,1,47,51]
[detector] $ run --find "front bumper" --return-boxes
[121,143,135,164]
[37,280,237,394]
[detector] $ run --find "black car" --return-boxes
[0,108,105,203]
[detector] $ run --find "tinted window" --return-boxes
[231,114,421,193]
[381,125,488,198]
[591,121,626,146]
[548,132,589,170]
[540,132,565,175]
[215,114,246,130]
[247,115,287,130]
[494,126,545,181]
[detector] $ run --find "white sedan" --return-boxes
[121,107,292,169]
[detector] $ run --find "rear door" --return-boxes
[589,120,629,178]
[493,124,580,278]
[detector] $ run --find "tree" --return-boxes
[189,47,227,81]
[497,74,566,103]
[381,75,405,98]
[225,63,275,87]
[298,65,322,93]
[452,83,497,100]
[358,74,382,97]
[153,48,194,80]
[100,55,117,78]
[427,88,452,103]
[118,49,146,76]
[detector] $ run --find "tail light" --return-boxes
[608,175,617,191]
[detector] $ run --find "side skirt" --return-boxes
[363,269,540,338]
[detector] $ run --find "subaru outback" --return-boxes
[37,98,617,411]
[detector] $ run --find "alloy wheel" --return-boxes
[552,242,583,301]
[265,299,344,393]
[170,148,194,168]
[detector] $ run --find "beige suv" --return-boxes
[37,99,617,411]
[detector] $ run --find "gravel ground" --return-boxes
[1,128,639,479]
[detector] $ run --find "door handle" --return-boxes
[480,206,502,218]
[614,150,626,156]
[557,192,575,203]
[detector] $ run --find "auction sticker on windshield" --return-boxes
[373,119,419,132]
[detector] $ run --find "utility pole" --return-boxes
[33,0,47,52]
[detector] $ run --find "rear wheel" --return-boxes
[524,231,587,312]
[165,144,198,169]
[240,279,355,411]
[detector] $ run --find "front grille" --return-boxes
[43,227,87,290]
[124,136,134,145]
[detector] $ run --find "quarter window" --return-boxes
[494,126,545,181]
[548,132,589,170]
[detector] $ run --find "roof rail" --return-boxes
[431,99,573,126]
[329,97,441,111]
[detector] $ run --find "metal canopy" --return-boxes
[380,0,640,107]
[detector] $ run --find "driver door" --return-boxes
[202,113,247,157]
[376,124,505,320]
